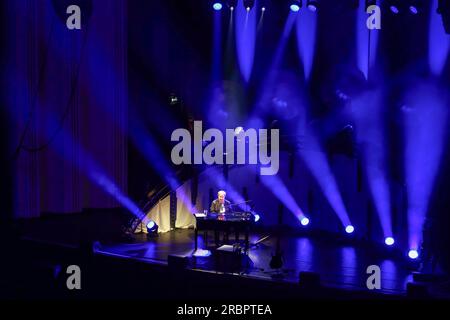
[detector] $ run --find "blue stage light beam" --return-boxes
[352,88,393,243]
[299,137,352,229]
[429,0,450,76]
[307,0,318,12]
[235,0,257,82]
[404,82,448,253]
[356,1,379,80]
[260,174,309,226]
[212,4,223,83]
[251,12,297,121]
[295,4,317,81]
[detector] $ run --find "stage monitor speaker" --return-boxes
[412,272,445,283]
[299,271,321,288]
[214,245,253,272]
[406,282,428,298]
[168,254,189,270]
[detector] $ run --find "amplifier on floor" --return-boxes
[168,254,189,270]
[406,282,429,298]
[214,245,253,272]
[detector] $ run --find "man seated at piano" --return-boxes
[210,190,232,219]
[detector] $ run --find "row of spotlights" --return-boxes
[213,1,318,12]
[300,215,418,260]
[391,6,419,14]
[214,1,418,14]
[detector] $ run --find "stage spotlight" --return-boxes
[307,0,318,12]
[254,214,261,222]
[408,0,421,14]
[234,126,244,136]
[390,6,399,13]
[243,0,255,11]
[146,220,159,235]
[345,225,355,234]
[260,0,268,11]
[193,249,212,257]
[227,0,237,10]
[290,1,301,12]
[301,217,310,226]
[213,2,223,11]
[408,249,419,259]
[290,4,300,12]
[385,237,395,246]
[390,1,400,14]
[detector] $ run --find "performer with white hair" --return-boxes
[210,190,231,214]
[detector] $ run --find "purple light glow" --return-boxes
[356,5,379,80]
[385,237,395,246]
[260,175,307,222]
[390,6,399,14]
[147,221,156,229]
[212,7,223,82]
[36,113,146,219]
[352,89,393,240]
[296,6,317,81]
[251,13,297,120]
[404,82,448,250]
[299,140,352,228]
[301,217,310,226]
[290,4,300,12]
[80,37,193,211]
[235,0,256,82]
[408,249,419,259]
[429,0,450,76]
[193,249,212,257]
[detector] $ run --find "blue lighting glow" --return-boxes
[307,1,318,12]
[409,6,418,14]
[254,214,260,222]
[290,4,300,12]
[390,5,399,14]
[308,5,317,12]
[408,249,419,259]
[213,2,223,11]
[146,220,158,234]
[193,249,212,257]
[301,217,310,226]
[345,225,355,234]
[385,237,395,246]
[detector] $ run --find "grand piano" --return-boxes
[193,211,256,252]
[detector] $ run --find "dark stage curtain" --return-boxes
[3,0,128,218]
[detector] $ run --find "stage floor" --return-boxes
[98,228,416,297]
